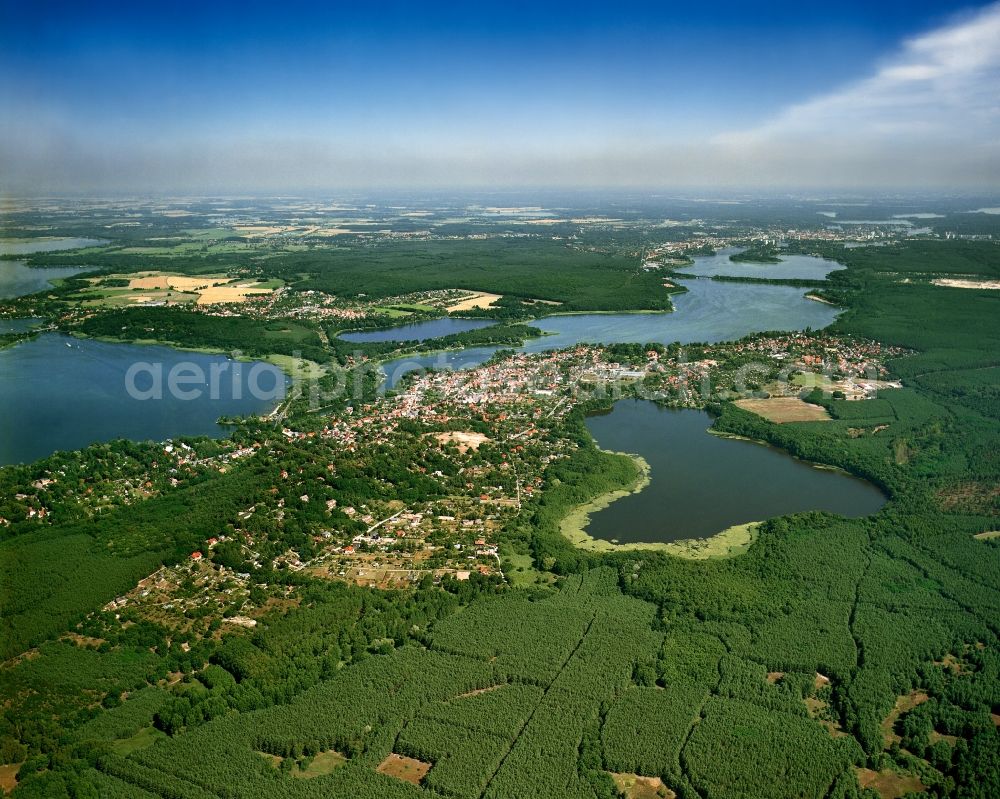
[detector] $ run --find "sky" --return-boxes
[1,0,998,193]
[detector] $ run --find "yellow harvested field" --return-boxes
[128,273,228,292]
[120,273,277,305]
[196,285,273,305]
[446,292,502,312]
[734,397,831,423]
[129,275,171,290]
[931,278,1000,290]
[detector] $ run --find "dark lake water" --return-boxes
[0,334,287,465]
[0,262,94,299]
[0,318,42,334]
[683,246,845,280]
[339,318,496,343]
[583,401,886,543]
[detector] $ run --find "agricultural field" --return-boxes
[733,397,832,423]
[73,272,280,308]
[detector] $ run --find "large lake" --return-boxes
[339,318,495,343]
[0,237,106,256]
[0,262,94,299]
[0,334,286,465]
[682,246,844,280]
[380,251,840,387]
[583,401,886,543]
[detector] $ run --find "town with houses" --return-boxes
[2,327,906,645]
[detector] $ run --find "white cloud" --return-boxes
[707,2,1000,186]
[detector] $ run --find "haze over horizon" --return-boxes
[2,0,999,194]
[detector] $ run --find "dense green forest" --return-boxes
[18,238,681,313]
[1,234,999,798]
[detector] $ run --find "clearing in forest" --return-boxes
[432,431,490,453]
[609,772,676,799]
[930,278,1000,290]
[293,750,347,778]
[881,690,930,748]
[0,763,22,795]
[855,767,925,799]
[734,397,832,423]
[377,753,431,785]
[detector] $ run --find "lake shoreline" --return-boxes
[558,447,759,559]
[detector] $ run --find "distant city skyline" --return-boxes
[2,0,999,193]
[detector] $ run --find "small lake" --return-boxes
[583,401,886,543]
[0,237,107,255]
[0,261,94,299]
[682,247,844,281]
[338,318,496,343]
[0,334,287,465]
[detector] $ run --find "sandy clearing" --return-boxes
[446,292,502,312]
[432,431,490,454]
[931,278,1000,290]
[734,397,831,423]
[855,767,924,799]
[973,530,1000,540]
[608,773,675,799]
[882,690,929,748]
[377,754,431,785]
[454,684,505,699]
[0,763,21,794]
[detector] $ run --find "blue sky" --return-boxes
[2,0,998,192]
